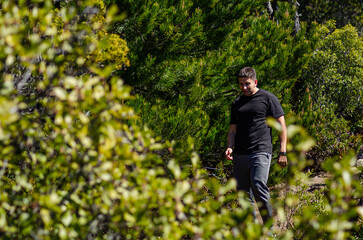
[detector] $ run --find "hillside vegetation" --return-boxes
[0,0,361,239]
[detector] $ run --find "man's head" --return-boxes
[238,67,257,80]
[238,67,258,96]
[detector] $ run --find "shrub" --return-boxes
[290,153,363,239]
[268,118,363,239]
[293,23,363,165]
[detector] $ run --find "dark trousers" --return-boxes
[233,152,273,224]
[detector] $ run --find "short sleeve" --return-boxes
[268,94,284,119]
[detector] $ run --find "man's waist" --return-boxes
[234,144,272,155]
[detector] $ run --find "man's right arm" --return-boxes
[225,124,237,160]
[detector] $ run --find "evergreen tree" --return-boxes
[106,0,319,167]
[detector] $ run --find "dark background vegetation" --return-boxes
[105,0,362,173]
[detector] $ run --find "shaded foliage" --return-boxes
[299,0,363,35]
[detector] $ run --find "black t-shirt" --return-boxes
[230,89,284,155]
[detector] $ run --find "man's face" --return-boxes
[238,77,258,96]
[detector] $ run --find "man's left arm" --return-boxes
[276,115,287,168]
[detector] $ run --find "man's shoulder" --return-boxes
[258,89,279,100]
[232,95,243,104]
[258,89,274,96]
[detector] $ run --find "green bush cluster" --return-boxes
[293,22,362,165]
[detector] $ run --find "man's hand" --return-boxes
[225,148,233,160]
[276,116,288,168]
[226,125,237,161]
[277,155,287,168]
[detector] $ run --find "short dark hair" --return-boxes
[238,67,257,80]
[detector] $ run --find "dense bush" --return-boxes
[292,23,362,165]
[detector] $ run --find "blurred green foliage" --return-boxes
[268,119,363,240]
[290,153,363,239]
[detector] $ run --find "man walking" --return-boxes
[225,67,287,224]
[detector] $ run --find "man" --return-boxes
[225,67,287,224]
